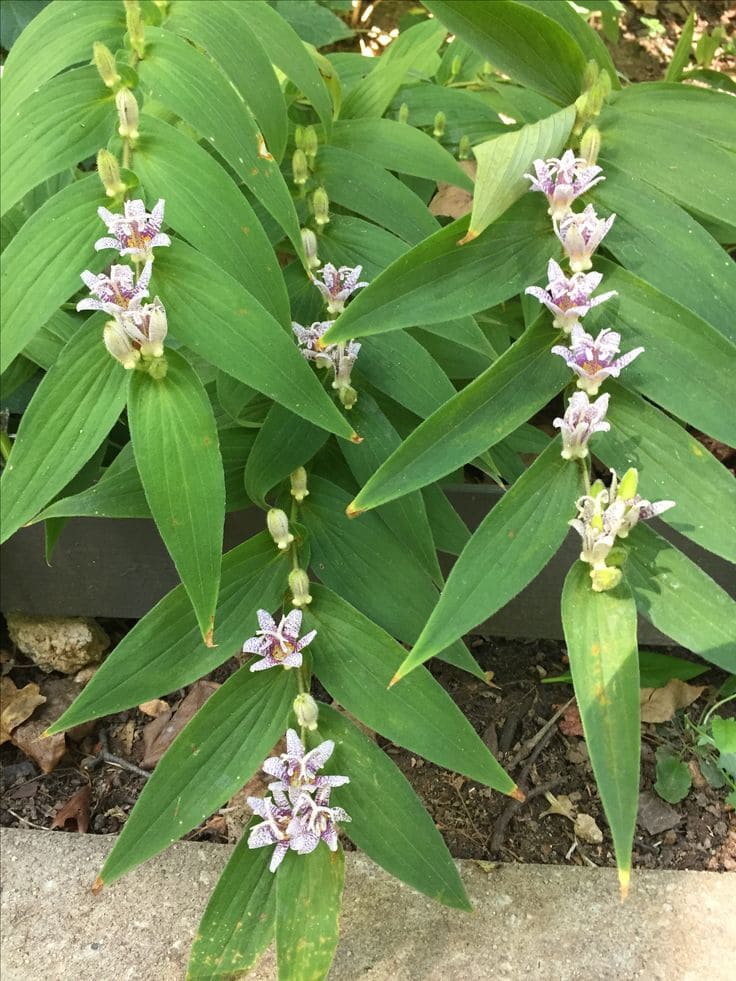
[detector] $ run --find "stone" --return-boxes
[637,791,682,836]
[6,614,109,674]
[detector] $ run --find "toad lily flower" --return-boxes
[242,609,316,672]
[95,198,171,261]
[313,264,368,315]
[246,794,295,872]
[525,259,617,333]
[553,391,610,460]
[551,326,644,395]
[288,784,351,856]
[554,204,616,273]
[77,262,152,316]
[102,297,168,368]
[525,150,605,220]
[262,728,349,794]
[292,321,362,410]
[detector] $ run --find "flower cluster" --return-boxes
[570,469,675,592]
[77,199,171,371]
[242,609,316,672]
[525,149,605,221]
[292,264,367,410]
[248,729,351,872]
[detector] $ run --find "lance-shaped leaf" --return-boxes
[308,585,516,795]
[425,0,586,105]
[128,350,225,643]
[138,27,303,260]
[97,665,298,889]
[625,524,736,674]
[600,384,736,565]
[1,321,126,543]
[187,820,276,981]
[561,562,640,897]
[315,704,471,909]
[48,533,289,734]
[245,403,328,509]
[153,242,357,442]
[1,175,104,373]
[469,105,574,239]
[276,846,345,981]
[322,195,552,345]
[400,442,579,681]
[519,0,619,88]
[349,320,569,513]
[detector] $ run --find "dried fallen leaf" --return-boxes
[51,784,92,834]
[138,698,170,718]
[0,677,46,744]
[574,812,603,844]
[541,792,576,821]
[559,701,584,737]
[140,679,220,769]
[12,721,66,773]
[640,679,705,723]
[428,160,476,219]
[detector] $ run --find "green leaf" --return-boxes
[245,402,329,509]
[128,350,225,643]
[275,846,344,981]
[329,118,473,189]
[302,476,482,679]
[1,0,125,119]
[469,105,574,238]
[138,27,303,258]
[349,320,569,512]
[654,749,692,804]
[227,0,333,135]
[1,321,126,543]
[403,442,579,678]
[600,384,736,565]
[187,822,276,981]
[316,146,438,245]
[611,82,736,151]
[389,82,508,142]
[711,717,736,755]
[624,523,736,675]
[665,9,695,81]
[561,562,639,895]
[545,649,709,688]
[22,309,80,370]
[319,215,406,279]
[425,0,586,104]
[97,664,297,888]
[323,195,552,344]
[308,585,516,794]
[166,0,288,162]
[1,175,104,373]
[135,114,289,325]
[422,484,470,556]
[49,533,289,733]
[315,704,471,910]
[358,331,457,420]
[152,241,357,442]
[0,0,49,50]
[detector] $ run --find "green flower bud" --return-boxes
[293,693,319,731]
[289,568,313,608]
[294,125,305,150]
[579,125,601,166]
[115,88,139,140]
[96,149,126,198]
[433,111,446,139]
[590,566,622,592]
[290,466,309,503]
[482,61,494,76]
[596,70,612,103]
[582,59,599,91]
[93,42,121,89]
[303,125,318,164]
[398,102,409,124]
[450,55,462,78]
[616,467,639,502]
[589,478,606,498]
[292,148,308,186]
[312,187,330,227]
[266,508,294,550]
[300,228,320,270]
[458,134,471,160]
[339,384,358,410]
[124,0,146,60]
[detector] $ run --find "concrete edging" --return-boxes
[1,828,734,980]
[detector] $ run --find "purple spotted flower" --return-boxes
[242,610,316,673]
[288,784,351,856]
[553,391,610,460]
[551,325,644,395]
[313,264,368,315]
[555,204,616,273]
[95,198,171,260]
[292,320,362,409]
[262,728,349,794]
[246,794,294,872]
[525,150,605,220]
[292,320,336,367]
[525,259,617,333]
[77,262,152,315]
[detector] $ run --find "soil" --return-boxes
[2,622,734,874]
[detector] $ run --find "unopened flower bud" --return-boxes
[97,149,126,198]
[140,298,168,359]
[579,125,601,166]
[582,59,599,91]
[596,70,612,103]
[339,385,358,410]
[289,568,313,608]
[93,42,121,89]
[293,693,319,731]
[433,111,446,139]
[292,148,308,186]
[125,0,146,59]
[116,88,139,140]
[312,187,330,227]
[103,320,139,370]
[303,125,318,164]
[590,478,606,499]
[290,466,309,503]
[458,134,471,160]
[398,102,409,124]
[450,55,462,78]
[294,125,305,150]
[267,508,294,550]
[482,61,493,76]
[590,566,622,593]
[616,467,639,502]
[586,81,604,119]
[300,228,320,269]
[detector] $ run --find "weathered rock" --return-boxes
[6,614,109,674]
[637,791,682,835]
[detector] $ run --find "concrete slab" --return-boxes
[1,828,734,980]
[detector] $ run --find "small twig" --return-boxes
[5,808,51,831]
[82,730,151,781]
[489,778,562,856]
[506,696,575,770]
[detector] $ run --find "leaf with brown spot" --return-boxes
[1,678,46,744]
[640,679,705,723]
[51,784,91,833]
